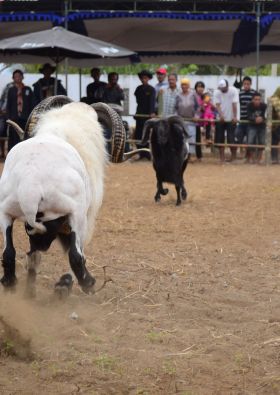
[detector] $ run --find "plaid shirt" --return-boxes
[159,86,180,116]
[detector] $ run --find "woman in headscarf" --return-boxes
[175,78,197,159]
[271,87,280,163]
[134,70,156,160]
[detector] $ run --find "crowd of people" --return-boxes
[0,63,67,156]
[133,68,278,164]
[0,64,280,164]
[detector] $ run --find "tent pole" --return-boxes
[79,68,82,100]
[256,1,261,91]
[64,0,69,93]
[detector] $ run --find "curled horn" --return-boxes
[25,95,73,138]
[91,102,126,163]
[141,118,158,146]
[6,119,24,140]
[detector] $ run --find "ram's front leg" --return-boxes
[0,215,17,288]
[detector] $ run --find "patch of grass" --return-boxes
[136,389,150,395]
[146,331,166,344]
[162,361,176,375]
[94,353,117,372]
[0,339,15,356]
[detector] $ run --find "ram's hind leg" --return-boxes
[0,215,17,288]
[67,211,95,294]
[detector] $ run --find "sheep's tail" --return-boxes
[18,185,47,234]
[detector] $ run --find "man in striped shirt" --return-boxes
[235,76,256,148]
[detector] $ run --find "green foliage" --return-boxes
[19,62,279,77]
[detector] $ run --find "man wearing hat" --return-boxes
[134,70,156,160]
[214,79,238,162]
[154,67,168,113]
[33,63,67,105]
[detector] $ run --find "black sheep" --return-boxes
[141,116,189,206]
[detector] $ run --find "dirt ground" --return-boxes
[1,158,280,395]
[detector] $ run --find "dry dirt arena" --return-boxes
[1,158,280,395]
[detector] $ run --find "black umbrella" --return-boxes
[0,26,135,64]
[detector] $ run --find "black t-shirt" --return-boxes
[135,84,156,114]
[86,81,107,104]
[247,102,267,126]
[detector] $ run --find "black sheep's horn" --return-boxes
[141,118,158,145]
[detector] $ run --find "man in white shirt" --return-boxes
[214,79,238,162]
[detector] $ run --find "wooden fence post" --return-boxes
[265,98,272,166]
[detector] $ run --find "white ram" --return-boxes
[0,96,140,296]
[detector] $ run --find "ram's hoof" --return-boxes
[80,276,96,294]
[54,274,73,300]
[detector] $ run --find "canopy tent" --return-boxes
[0,5,280,67]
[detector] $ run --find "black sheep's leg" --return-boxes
[175,185,182,206]
[0,215,17,288]
[181,183,187,200]
[155,179,169,202]
[155,181,161,202]
[181,158,188,200]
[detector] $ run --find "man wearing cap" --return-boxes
[154,67,168,111]
[86,68,107,104]
[33,63,67,105]
[214,79,238,162]
[134,70,156,160]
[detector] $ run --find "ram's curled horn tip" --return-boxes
[6,119,24,139]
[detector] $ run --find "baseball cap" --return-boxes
[156,67,167,75]
[218,79,227,89]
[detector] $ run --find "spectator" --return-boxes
[271,87,280,164]
[214,79,238,162]
[33,63,67,105]
[86,67,107,104]
[201,92,215,144]
[158,73,180,117]
[103,72,124,106]
[134,70,155,160]
[0,80,14,158]
[235,76,256,158]
[174,78,196,158]
[154,67,168,113]
[194,81,205,160]
[6,70,34,151]
[246,92,266,164]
